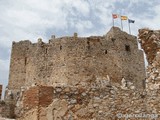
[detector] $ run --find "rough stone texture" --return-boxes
[1,96,16,119]
[16,83,158,120]
[14,86,53,118]
[138,28,160,91]
[0,85,2,100]
[16,109,37,120]
[0,101,6,117]
[8,27,145,91]
[23,86,53,109]
[138,28,160,118]
[139,29,160,117]
[4,27,153,119]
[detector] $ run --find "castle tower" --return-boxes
[7,27,146,95]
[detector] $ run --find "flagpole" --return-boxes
[112,15,114,27]
[128,22,131,34]
[121,19,123,31]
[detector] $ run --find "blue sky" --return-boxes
[0,0,160,97]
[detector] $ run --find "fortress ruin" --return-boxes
[8,27,145,91]
[1,27,160,120]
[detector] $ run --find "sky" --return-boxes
[0,0,160,97]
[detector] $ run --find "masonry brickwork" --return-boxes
[23,86,53,110]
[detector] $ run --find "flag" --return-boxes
[128,19,135,23]
[112,14,119,19]
[121,16,128,20]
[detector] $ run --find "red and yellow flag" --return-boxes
[121,16,128,20]
[112,14,119,19]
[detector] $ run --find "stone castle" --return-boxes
[1,27,160,120]
[8,27,145,91]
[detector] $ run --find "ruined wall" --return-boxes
[5,27,148,119]
[8,27,146,92]
[138,28,160,118]
[138,28,160,90]
[23,86,53,111]
[0,85,2,99]
[17,82,159,120]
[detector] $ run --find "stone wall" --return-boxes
[14,86,53,118]
[8,41,31,90]
[5,27,149,119]
[1,96,16,119]
[0,85,2,99]
[15,27,160,120]
[8,27,145,92]
[138,28,160,118]
[138,28,160,91]
[17,81,159,120]
[23,86,53,110]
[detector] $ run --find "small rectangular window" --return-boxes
[87,41,90,49]
[143,79,146,89]
[45,48,48,54]
[25,57,27,65]
[60,45,62,50]
[125,45,130,52]
[104,50,107,54]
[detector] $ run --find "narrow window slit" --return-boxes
[25,57,27,65]
[45,48,48,54]
[60,45,62,50]
[87,41,90,49]
[125,45,131,52]
[104,50,107,54]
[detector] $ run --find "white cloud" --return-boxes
[66,0,90,16]
[75,20,93,34]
